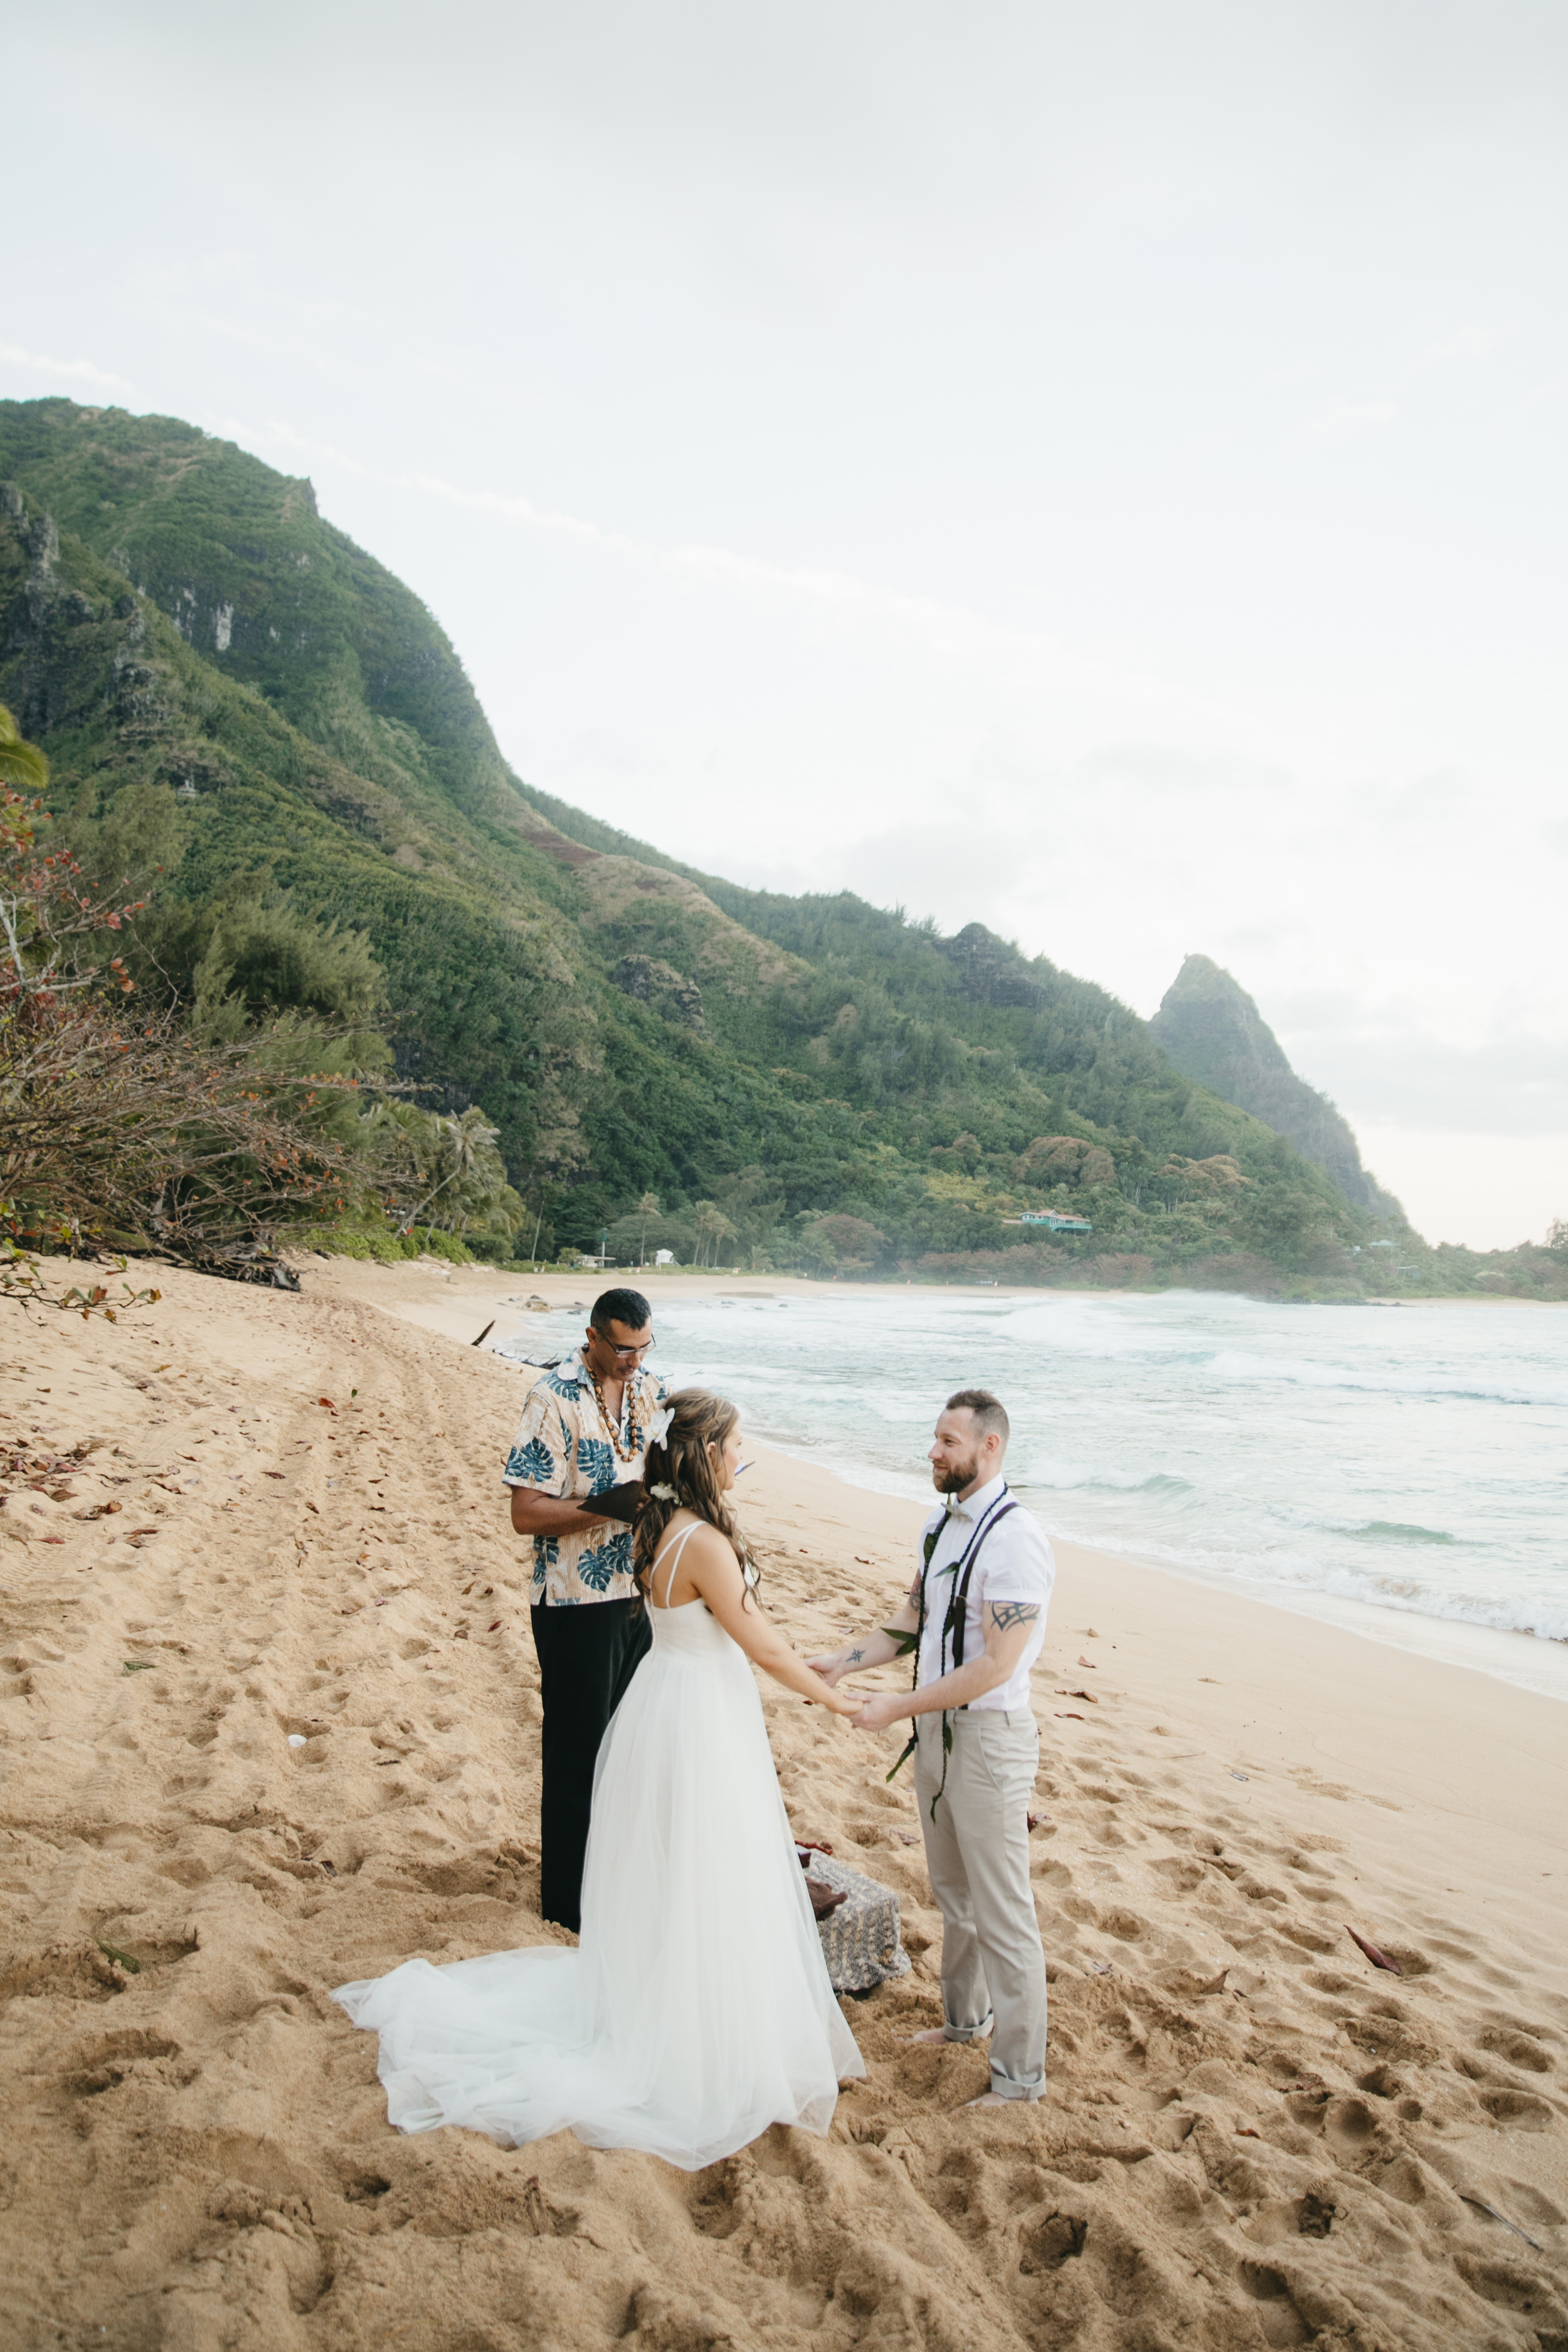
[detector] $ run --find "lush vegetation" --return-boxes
[2,398,1558,1300]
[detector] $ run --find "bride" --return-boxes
[332,1387,866,2169]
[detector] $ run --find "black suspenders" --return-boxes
[886,1490,1020,1817]
[938,1494,1020,1688]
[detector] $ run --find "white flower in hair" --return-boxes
[646,1405,674,1446]
[649,1481,678,1502]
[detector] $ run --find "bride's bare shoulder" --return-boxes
[687,1517,741,1561]
[657,1515,740,1575]
[649,1513,733,1565]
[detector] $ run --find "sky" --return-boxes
[6,0,1566,1248]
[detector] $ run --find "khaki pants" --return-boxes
[914,1708,1046,2100]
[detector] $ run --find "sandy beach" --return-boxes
[3,1254,1565,2351]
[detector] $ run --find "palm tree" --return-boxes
[635,1190,661,1267]
[396,1106,503,1233]
[693,1201,738,1269]
[0,706,48,795]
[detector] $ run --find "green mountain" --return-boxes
[1150,955,1402,1220]
[5,395,1559,1299]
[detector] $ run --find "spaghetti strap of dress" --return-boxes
[651,1520,702,1608]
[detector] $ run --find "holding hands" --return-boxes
[840,1688,908,1732]
[805,1612,917,1731]
[814,1682,871,1720]
[807,1585,1042,1733]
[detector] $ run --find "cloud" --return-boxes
[220,416,1259,768]
[1276,1025,1568,1140]
[1352,1128,1567,1253]
[1306,396,1398,442]
[1422,324,1498,364]
[0,342,137,396]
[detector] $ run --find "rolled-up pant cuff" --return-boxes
[989,2071,1046,2102]
[943,2011,994,2044]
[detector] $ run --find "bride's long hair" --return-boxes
[633,1387,760,1603]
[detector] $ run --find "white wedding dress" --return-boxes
[332,1528,864,2171]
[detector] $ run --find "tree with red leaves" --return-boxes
[1,707,387,1287]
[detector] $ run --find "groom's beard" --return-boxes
[933,1453,982,1495]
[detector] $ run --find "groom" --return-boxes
[504,1287,666,1932]
[809,1389,1054,2105]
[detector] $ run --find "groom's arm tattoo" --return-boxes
[988,1601,1041,1636]
[847,1645,866,1664]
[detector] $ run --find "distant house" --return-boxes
[1005,1212,1094,1234]
[576,1252,615,1269]
[654,1248,675,1266]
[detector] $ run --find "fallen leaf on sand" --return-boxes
[1055,1712,1085,1721]
[1077,1655,1097,1668]
[1458,2194,1544,2252]
[263,1471,284,1480]
[122,1660,154,1675]
[1088,1960,1113,1975]
[1056,1688,1098,1703]
[42,1535,64,1544]
[1237,2127,1262,2139]
[488,1619,501,1631]
[1345,1925,1401,1974]
[305,1501,319,1514]
[855,1555,872,1565]
[895,1830,920,1846]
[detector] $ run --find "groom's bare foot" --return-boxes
[898,2025,993,2046]
[963,2092,1013,2109]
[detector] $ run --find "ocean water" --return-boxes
[504,1288,1568,1694]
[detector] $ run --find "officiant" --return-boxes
[503,1286,667,1932]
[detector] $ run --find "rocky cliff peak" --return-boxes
[1151,955,1402,1221]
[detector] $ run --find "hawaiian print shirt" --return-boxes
[501,1346,668,1605]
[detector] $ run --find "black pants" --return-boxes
[530,1597,651,1932]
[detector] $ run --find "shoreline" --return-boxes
[463,1259,1568,1308]
[351,1256,1568,1705]
[3,1250,1565,2348]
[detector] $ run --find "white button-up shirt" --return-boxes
[915,1473,1056,1713]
